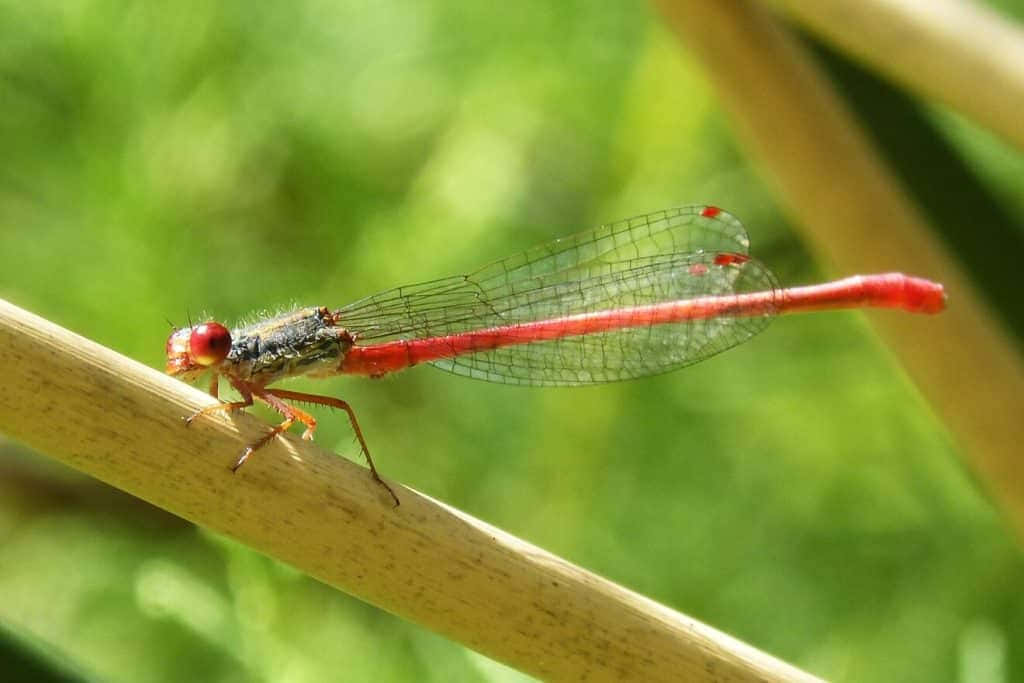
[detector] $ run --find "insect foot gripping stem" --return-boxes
[257,388,401,507]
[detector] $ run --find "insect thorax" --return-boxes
[224,307,351,384]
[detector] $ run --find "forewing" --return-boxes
[335,206,778,385]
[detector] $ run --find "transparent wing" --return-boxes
[334,206,779,386]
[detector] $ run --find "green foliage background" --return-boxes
[1,2,1022,681]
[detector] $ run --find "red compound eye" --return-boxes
[189,322,232,366]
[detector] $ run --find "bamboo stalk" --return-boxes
[653,0,1024,537]
[0,298,822,683]
[767,0,1024,151]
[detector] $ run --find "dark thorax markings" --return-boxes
[225,307,351,385]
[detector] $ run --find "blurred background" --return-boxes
[1,1,1022,681]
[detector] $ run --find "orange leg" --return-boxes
[183,378,399,506]
[184,380,252,426]
[262,388,399,506]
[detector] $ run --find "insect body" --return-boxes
[166,206,945,507]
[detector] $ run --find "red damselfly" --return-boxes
[166,206,946,505]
